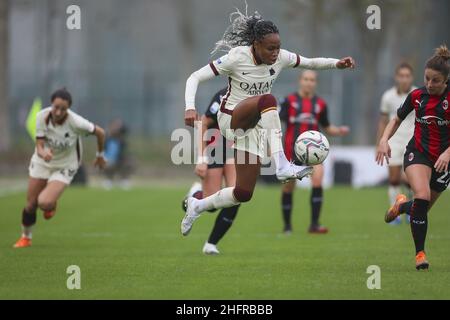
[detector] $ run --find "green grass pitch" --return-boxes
[0,185,449,299]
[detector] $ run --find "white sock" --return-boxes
[259,109,290,170]
[21,225,32,239]
[274,151,291,171]
[388,185,401,205]
[195,187,240,213]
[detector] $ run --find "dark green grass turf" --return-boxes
[0,185,449,299]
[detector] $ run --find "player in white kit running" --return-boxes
[13,88,107,248]
[181,8,355,236]
[376,63,416,224]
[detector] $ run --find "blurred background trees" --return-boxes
[0,0,449,170]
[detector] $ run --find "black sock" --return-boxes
[281,192,293,230]
[22,207,37,227]
[399,200,413,215]
[311,187,323,227]
[410,199,429,254]
[208,205,240,245]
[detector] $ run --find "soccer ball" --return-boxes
[294,130,330,165]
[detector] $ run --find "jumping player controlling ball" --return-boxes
[182,8,355,236]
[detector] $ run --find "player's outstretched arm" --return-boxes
[185,65,217,127]
[93,125,107,169]
[324,125,350,137]
[299,56,355,70]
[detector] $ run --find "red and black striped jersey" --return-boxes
[397,86,450,163]
[279,93,330,161]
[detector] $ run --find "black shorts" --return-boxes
[206,141,234,170]
[403,146,450,193]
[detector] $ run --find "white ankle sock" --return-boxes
[274,150,291,171]
[22,225,32,239]
[196,187,240,213]
[259,109,290,170]
[388,185,401,205]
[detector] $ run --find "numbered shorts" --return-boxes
[29,160,78,185]
[217,111,266,159]
[403,147,450,193]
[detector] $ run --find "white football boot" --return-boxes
[181,197,201,236]
[182,181,202,212]
[202,242,220,255]
[276,164,313,183]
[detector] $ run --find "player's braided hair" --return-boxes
[211,3,279,55]
[426,44,450,80]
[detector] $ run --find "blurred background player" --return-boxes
[103,118,133,190]
[376,62,416,224]
[377,45,450,270]
[13,88,106,248]
[183,88,239,255]
[279,70,350,234]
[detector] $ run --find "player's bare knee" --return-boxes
[257,94,277,113]
[233,187,253,203]
[37,197,55,211]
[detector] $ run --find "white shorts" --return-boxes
[217,111,267,159]
[29,160,78,185]
[388,140,407,167]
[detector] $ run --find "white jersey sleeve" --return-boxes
[185,48,242,110]
[298,56,339,70]
[69,110,95,136]
[35,109,49,139]
[280,49,339,70]
[379,91,391,115]
[210,47,242,75]
[185,65,217,110]
[280,49,301,69]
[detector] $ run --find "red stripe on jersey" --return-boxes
[427,95,440,161]
[299,97,313,134]
[219,77,233,115]
[412,90,424,153]
[283,94,298,161]
[315,97,327,129]
[209,62,219,76]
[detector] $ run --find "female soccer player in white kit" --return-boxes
[182,9,355,236]
[13,88,106,248]
[376,63,416,224]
